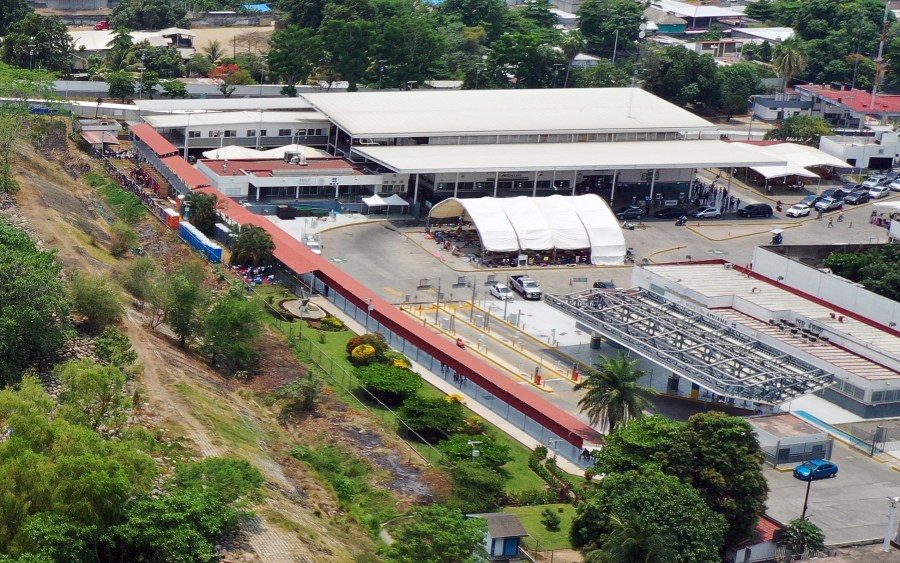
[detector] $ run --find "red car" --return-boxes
[94,20,110,30]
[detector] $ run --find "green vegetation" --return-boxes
[86,172,147,225]
[202,293,265,375]
[384,505,488,563]
[70,272,125,332]
[574,351,657,433]
[93,326,139,369]
[764,114,834,146]
[291,444,396,533]
[0,220,70,386]
[822,246,900,302]
[781,518,826,556]
[229,224,275,267]
[506,504,575,551]
[355,364,423,406]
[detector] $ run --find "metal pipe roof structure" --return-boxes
[547,288,835,404]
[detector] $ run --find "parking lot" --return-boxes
[765,441,900,546]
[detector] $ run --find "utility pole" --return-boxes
[869,0,891,115]
[469,276,477,322]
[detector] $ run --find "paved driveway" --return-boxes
[764,441,900,546]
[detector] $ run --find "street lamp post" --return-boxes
[553,63,564,88]
[28,37,36,71]
[800,478,813,520]
[138,67,146,99]
[378,60,387,89]
[365,298,374,333]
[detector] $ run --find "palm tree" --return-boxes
[203,40,226,64]
[773,38,806,91]
[229,225,275,267]
[573,352,657,433]
[583,514,677,563]
[560,31,585,88]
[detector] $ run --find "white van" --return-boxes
[304,237,322,254]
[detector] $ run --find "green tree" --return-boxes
[109,221,138,258]
[111,0,187,30]
[70,272,124,332]
[573,352,657,433]
[185,52,213,76]
[55,359,130,433]
[583,513,677,563]
[398,395,465,443]
[745,0,775,22]
[0,0,32,36]
[93,326,139,369]
[229,224,275,267]
[118,255,159,310]
[267,26,321,96]
[185,191,218,236]
[718,62,761,116]
[103,27,134,71]
[438,433,511,470]
[0,221,70,386]
[139,45,185,78]
[487,32,565,88]
[106,70,136,102]
[577,0,643,57]
[773,37,807,90]
[374,6,446,89]
[571,471,726,563]
[593,413,768,545]
[560,30,585,88]
[160,78,189,98]
[0,14,74,73]
[781,518,826,556]
[165,267,207,348]
[764,114,833,145]
[643,46,722,109]
[279,0,328,28]
[174,457,264,507]
[384,505,488,563]
[319,19,374,92]
[574,60,631,87]
[441,0,507,41]
[201,295,263,374]
[210,63,254,97]
[355,364,422,406]
[273,373,323,418]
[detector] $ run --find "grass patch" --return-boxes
[494,431,548,492]
[505,503,576,551]
[291,443,396,535]
[85,171,146,224]
[173,381,263,452]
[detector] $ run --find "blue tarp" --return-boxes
[242,3,271,12]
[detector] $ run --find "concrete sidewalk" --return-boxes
[309,296,586,476]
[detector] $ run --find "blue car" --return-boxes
[793,459,838,481]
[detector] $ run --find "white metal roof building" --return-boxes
[136,97,313,115]
[427,195,626,265]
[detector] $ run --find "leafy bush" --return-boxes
[398,395,466,443]
[541,507,561,531]
[110,221,138,258]
[319,316,345,331]
[93,326,138,370]
[504,488,557,506]
[351,344,377,365]
[383,350,411,369]
[355,364,422,406]
[438,434,511,470]
[345,332,389,357]
[781,518,825,555]
[447,460,505,513]
[70,272,124,331]
[272,372,323,419]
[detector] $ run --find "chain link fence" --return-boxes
[836,420,900,456]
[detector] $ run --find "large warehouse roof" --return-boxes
[428,195,625,265]
[301,88,718,137]
[143,111,327,128]
[355,140,787,174]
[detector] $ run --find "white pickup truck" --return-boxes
[508,275,542,300]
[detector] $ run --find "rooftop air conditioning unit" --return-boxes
[724,263,733,270]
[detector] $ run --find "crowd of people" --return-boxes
[426,225,593,268]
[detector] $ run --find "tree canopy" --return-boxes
[0,221,70,387]
[0,13,73,73]
[764,114,834,145]
[593,413,768,545]
[571,470,726,562]
[111,0,188,30]
[822,245,900,301]
[573,352,657,433]
[384,505,488,563]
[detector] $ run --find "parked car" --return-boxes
[489,283,514,300]
[862,175,887,188]
[814,197,843,212]
[889,181,900,192]
[885,170,900,183]
[820,188,849,201]
[737,203,773,218]
[593,281,617,289]
[842,182,861,192]
[615,206,644,220]
[869,185,891,199]
[692,206,721,218]
[785,203,811,217]
[654,207,688,219]
[844,190,870,205]
[798,195,822,207]
[793,459,838,481]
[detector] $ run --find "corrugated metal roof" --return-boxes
[301,88,718,138]
[129,123,179,156]
[161,156,211,189]
[135,97,313,113]
[143,111,327,128]
[354,140,787,174]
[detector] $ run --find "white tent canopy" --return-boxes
[383,194,409,206]
[739,141,850,180]
[428,194,625,265]
[362,194,387,207]
[873,201,900,212]
[262,144,331,159]
[202,146,267,160]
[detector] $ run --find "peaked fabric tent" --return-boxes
[427,194,626,265]
[362,194,386,213]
